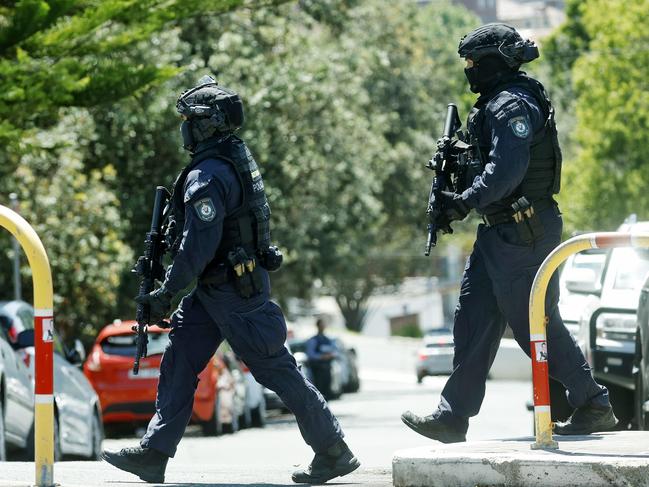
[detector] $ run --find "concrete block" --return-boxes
[393,432,649,487]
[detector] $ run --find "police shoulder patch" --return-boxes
[193,197,217,222]
[508,115,531,139]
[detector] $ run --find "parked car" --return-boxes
[263,341,312,410]
[0,300,103,460]
[0,314,33,461]
[84,320,235,437]
[562,221,649,426]
[635,271,649,429]
[416,328,454,382]
[219,352,267,429]
[559,248,608,338]
[289,338,343,400]
[331,338,360,393]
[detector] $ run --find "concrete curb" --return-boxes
[393,432,649,487]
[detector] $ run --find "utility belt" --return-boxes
[199,247,263,298]
[482,197,556,244]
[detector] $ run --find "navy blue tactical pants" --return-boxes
[436,207,608,432]
[141,274,343,457]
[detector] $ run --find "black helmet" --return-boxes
[458,23,539,68]
[176,75,244,152]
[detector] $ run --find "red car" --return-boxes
[83,320,234,435]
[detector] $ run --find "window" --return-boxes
[17,307,34,331]
[101,332,170,357]
[610,248,649,290]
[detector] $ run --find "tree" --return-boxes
[544,0,649,232]
[80,0,478,331]
[174,0,477,329]
[0,0,289,340]
[0,110,132,340]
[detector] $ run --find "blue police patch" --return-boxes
[193,197,216,222]
[508,116,530,139]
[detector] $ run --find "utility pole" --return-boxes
[9,193,22,301]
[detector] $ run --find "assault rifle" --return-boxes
[424,103,464,256]
[132,186,171,375]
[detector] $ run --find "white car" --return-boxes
[416,329,454,382]
[1,300,103,460]
[0,316,33,460]
[561,220,649,426]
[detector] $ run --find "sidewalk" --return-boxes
[0,462,391,487]
[393,431,649,487]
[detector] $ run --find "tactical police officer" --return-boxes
[102,76,360,484]
[401,24,618,443]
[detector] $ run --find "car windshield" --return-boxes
[562,251,607,283]
[101,332,169,357]
[610,248,649,290]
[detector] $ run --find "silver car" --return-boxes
[0,315,33,460]
[416,328,454,383]
[0,300,103,460]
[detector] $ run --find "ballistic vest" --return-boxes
[170,135,271,263]
[467,74,562,212]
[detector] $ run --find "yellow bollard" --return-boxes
[529,232,649,450]
[0,205,54,487]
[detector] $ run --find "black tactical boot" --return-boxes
[554,403,618,435]
[401,410,466,443]
[292,439,360,484]
[101,446,168,483]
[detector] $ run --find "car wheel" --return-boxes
[53,415,62,462]
[416,372,424,384]
[90,412,103,460]
[345,373,360,393]
[240,405,252,429]
[635,358,649,430]
[251,397,266,428]
[0,401,6,461]
[201,392,223,436]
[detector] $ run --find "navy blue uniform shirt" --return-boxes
[460,87,545,213]
[163,158,242,294]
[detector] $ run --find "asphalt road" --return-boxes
[0,368,534,486]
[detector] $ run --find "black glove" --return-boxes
[433,211,453,234]
[134,287,174,324]
[438,191,470,222]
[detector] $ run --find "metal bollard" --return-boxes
[0,205,55,486]
[529,232,649,450]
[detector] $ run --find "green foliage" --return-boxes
[169,1,477,329]
[0,111,133,341]
[1,0,478,336]
[0,0,286,340]
[0,0,284,150]
[545,0,649,232]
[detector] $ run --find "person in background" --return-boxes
[306,318,338,400]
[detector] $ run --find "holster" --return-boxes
[227,247,263,298]
[511,197,545,244]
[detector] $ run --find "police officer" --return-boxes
[306,318,338,399]
[401,24,617,443]
[102,76,360,484]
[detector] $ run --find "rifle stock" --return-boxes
[133,186,170,375]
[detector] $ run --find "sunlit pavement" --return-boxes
[0,371,533,486]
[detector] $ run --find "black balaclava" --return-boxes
[464,54,516,94]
